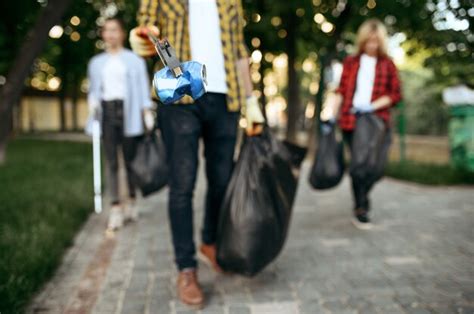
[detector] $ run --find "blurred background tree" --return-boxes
[242,0,472,141]
[0,0,472,161]
[0,0,137,162]
[0,0,73,163]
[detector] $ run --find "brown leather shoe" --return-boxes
[198,244,223,273]
[177,269,204,309]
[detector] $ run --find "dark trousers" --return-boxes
[102,100,140,205]
[158,93,239,270]
[343,130,391,212]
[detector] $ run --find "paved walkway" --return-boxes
[29,163,473,314]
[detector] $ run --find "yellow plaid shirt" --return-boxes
[138,0,249,111]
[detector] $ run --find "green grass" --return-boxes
[386,160,474,185]
[0,139,93,313]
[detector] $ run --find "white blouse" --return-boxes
[101,53,127,101]
[188,0,228,94]
[352,53,377,110]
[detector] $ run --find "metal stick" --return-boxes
[147,34,183,77]
[92,119,102,214]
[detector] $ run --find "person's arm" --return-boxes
[137,56,155,131]
[235,1,264,135]
[87,59,100,117]
[237,58,252,98]
[137,0,158,27]
[138,57,153,109]
[320,58,349,121]
[237,58,264,136]
[130,0,160,57]
[235,0,252,99]
[372,60,402,110]
[320,92,343,122]
[371,95,392,110]
[238,58,266,136]
[235,0,250,63]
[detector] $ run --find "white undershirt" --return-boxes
[102,53,127,101]
[352,54,377,110]
[189,0,228,94]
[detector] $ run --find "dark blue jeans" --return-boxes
[158,93,239,270]
[102,100,140,205]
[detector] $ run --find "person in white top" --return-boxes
[320,19,402,230]
[87,18,155,231]
[129,0,265,309]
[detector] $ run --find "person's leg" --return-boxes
[102,102,120,205]
[358,128,392,212]
[367,129,392,190]
[342,131,353,150]
[102,101,124,230]
[345,129,372,229]
[122,135,141,199]
[122,134,142,221]
[200,94,239,245]
[354,180,369,211]
[344,131,365,210]
[159,104,201,271]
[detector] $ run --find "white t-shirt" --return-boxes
[102,53,127,101]
[189,0,228,94]
[352,54,377,110]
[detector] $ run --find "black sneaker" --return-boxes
[351,210,373,230]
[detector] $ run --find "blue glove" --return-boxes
[320,120,335,135]
[153,61,207,105]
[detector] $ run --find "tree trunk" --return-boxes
[59,74,68,132]
[0,141,6,164]
[285,12,300,143]
[71,77,79,131]
[0,0,73,163]
[315,54,330,127]
[307,55,330,156]
[59,36,69,132]
[257,0,267,119]
[258,67,266,107]
[59,91,67,132]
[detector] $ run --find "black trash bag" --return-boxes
[309,122,345,189]
[216,129,307,276]
[350,113,388,184]
[130,131,168,197]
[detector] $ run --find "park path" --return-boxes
[28,162,473,314]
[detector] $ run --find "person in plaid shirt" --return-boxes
[128,0,265,309]
[321,19,402,229]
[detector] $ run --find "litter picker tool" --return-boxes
[92,118,102,213]
[148,34,183,77]
[148,34,207,104]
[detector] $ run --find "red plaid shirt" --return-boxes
[336,54,402,131]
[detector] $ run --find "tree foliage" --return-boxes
[242,0,472,84]
[1,0,471,91]
[0,0,471,151]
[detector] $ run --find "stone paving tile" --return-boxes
[298,299,327,314]
[249,302,299,314]
[228,305,251,314]
[29,163,474,313]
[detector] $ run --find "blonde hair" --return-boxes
[356,19,389,57]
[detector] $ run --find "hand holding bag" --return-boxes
[309,122,345,189]
[216,129,306,276]
[130,131,168,197]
